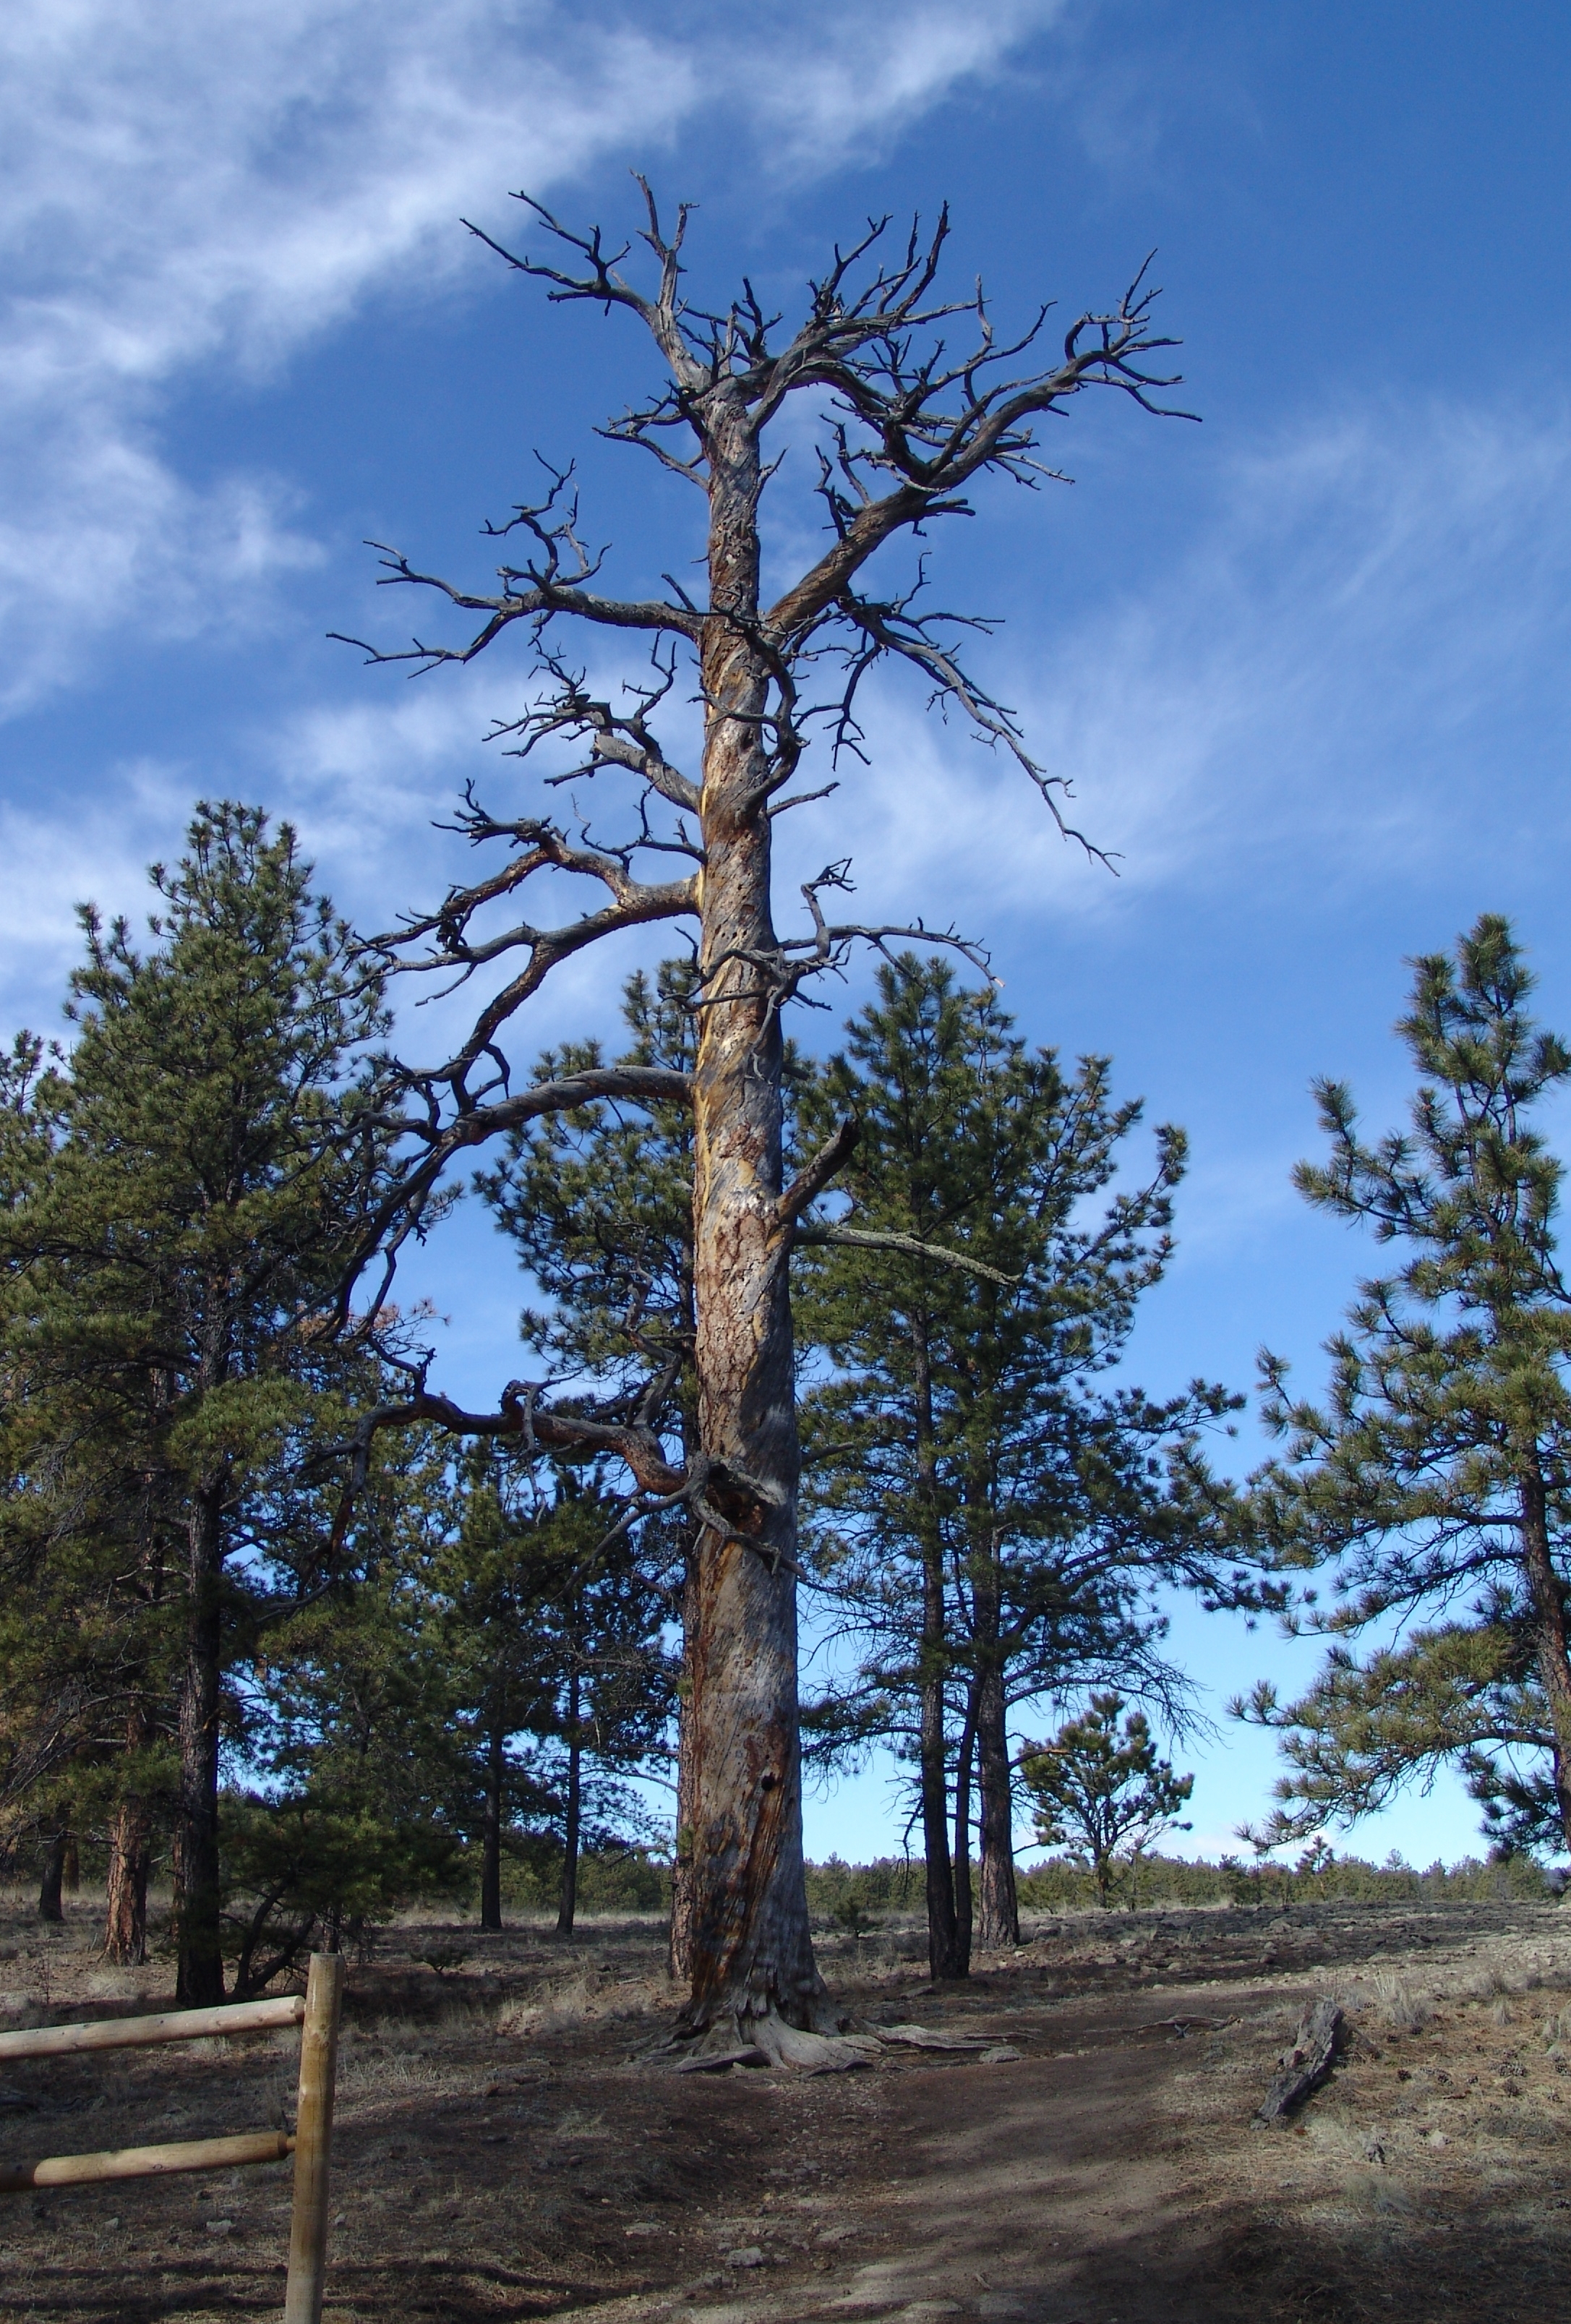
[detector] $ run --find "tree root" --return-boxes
[652,2002,1006,2074]
[656,2002,882,2075]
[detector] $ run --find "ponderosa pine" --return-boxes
[1246,915,1571,1861]
[339,187,1191,2056]
[0,806,392,1996]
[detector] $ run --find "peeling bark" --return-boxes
[679,394,829,2043]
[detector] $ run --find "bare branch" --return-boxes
[776,1115,860,1230]
[792,1223,1022,1286]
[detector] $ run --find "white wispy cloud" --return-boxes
[0,0,1064,710]
[200,390,1571,1048]
[770,397,1571,939]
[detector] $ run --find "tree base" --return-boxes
[663,1999,881,2075]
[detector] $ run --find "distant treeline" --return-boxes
[7,1840,1557,1931]
[797,1851,1560,1918]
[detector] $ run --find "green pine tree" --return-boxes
[1020,1694,1194,1908]
[1246,915,1571,1861]
[478,962,698,1959]
[0,803,393,1994]
[795,956,1241,1970]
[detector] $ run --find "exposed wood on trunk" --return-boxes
[680,388,826,2043]
[1253,1997,1344,2124]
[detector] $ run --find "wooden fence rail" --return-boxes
[0,1952,344,2324]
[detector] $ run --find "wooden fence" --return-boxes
[0,1951,344,2324]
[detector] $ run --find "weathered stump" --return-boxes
[1253,1997,1343,2125]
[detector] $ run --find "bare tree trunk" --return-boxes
[680,397,829,2046]
[1520,1460,1571,1852]
[975,1544,1019,1949]
[480,1706,504,1933]
[174,1484,225,2006]
[911,1312,964,1980]
[37,1825,67,1923]
[557,1670,582,1936]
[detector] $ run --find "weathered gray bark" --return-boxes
[1253,1998,1343,2124]
[680,394,829,2044]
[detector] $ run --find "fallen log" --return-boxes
[1252,1998,1343,2126]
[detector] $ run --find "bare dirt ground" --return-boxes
[0,1892,1568,2322]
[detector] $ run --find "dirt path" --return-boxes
[1,1899,1569,2321]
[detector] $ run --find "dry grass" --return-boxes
[0,1892,1567,2319]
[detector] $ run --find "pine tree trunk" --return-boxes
[557,1673,581,1936]
[480,1709,504,1933]
[105,1803,152,1964]
[669,1513,699,1982]
[1520,1459,1571,1851]
[680,392,828,2043]
[105,1806,151,1964]
[975,1547,1019,1949]
[952,1705,976,1974]
[105,1701,153,1965]
[911,1312,964,1979]
[37,1827,67,1923]
[174,1485,225,2006]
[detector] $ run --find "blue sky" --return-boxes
[6,0,1571,1868]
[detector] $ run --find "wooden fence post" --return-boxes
[283,1952,345,2324]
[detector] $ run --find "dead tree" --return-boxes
[336,185,1191,2064]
